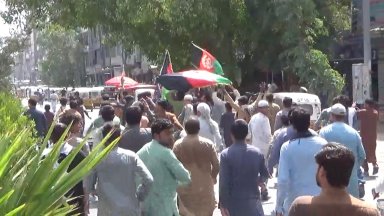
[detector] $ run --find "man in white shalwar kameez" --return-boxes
[248,100,272,159]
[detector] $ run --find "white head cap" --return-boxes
[258,100,269,108]
[184,94,193,101]
[331,103,346,116]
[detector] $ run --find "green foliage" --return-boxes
[0,93,117,215]
[38,25,84,87]
[2,0,350,95]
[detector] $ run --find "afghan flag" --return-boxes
[192,43,224,75]
[157,50,173,100]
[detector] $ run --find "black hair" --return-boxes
[102,123,121,146]
[225,102,232,111]
[125,106,142,126]
[231,119,248,140]
[59,97,68,106]
[266,93,274,103]
[69,100,78,109]
[74,91,79,96]
[315,143,355,188]
[124,95,134,105]
[237,96,248,106]
[50,123,68,144]
[28,98,37,107]
[157,100,169,111]
[102,94,110,101]
[283,97,293,108]
[151,119,173,137]
[291,108,310,132]
[122,91,129,96]
[281,115,290,127]
[338,95,349,109]
[185,118,200,135]
[100,105,115,122]
[44,104,51,111]
[175,91,185,101]
[59,113,82,126]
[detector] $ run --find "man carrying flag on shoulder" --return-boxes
[192,42,224,75]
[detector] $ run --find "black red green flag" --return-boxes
[192,43,224,75]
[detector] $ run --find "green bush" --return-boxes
[0,93,117,215]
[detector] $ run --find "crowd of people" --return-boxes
[23,84,383,216]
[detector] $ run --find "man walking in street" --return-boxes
[26,98,47,137]
[219,119,269,216]
[357,99,379,176]
[119,106,152,152]
[56,97,68,117]
[44,104,55,130]
[274,97,292,132]
[248,100,272,159]
[137,119,191,216]
[88,123,153,216]
[173,118,220,216]
[248,100,271,200]
[50,90,58,113]
[289,143,379,216]
[319,103,366,198]
[275,108,327,216]
[265,93,281,131]
[92,105,125,148]
[314,96,339,130]
[178,94,194,126]
[220,102,235,148]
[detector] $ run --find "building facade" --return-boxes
[83,27,154,87]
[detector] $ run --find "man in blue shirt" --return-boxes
[276,108,327,216]
[319,103,366,198]
[25,98,47,137]
[220,119,269,216]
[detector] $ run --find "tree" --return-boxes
[0,36,25,91]
[38,25,84,87]
[3,0,348,96]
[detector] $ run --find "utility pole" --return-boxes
[362,0,372,99]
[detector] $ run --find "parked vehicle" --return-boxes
[273,92,322,128]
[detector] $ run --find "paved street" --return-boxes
[25,100,384,215]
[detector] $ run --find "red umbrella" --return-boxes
[105,76,138,88]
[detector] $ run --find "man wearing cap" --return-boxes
[319,103,366,198]
[248,100,272,158]
[248,100,272,201]
[178,94,194,126]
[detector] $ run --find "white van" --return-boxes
[273,92,322,122]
